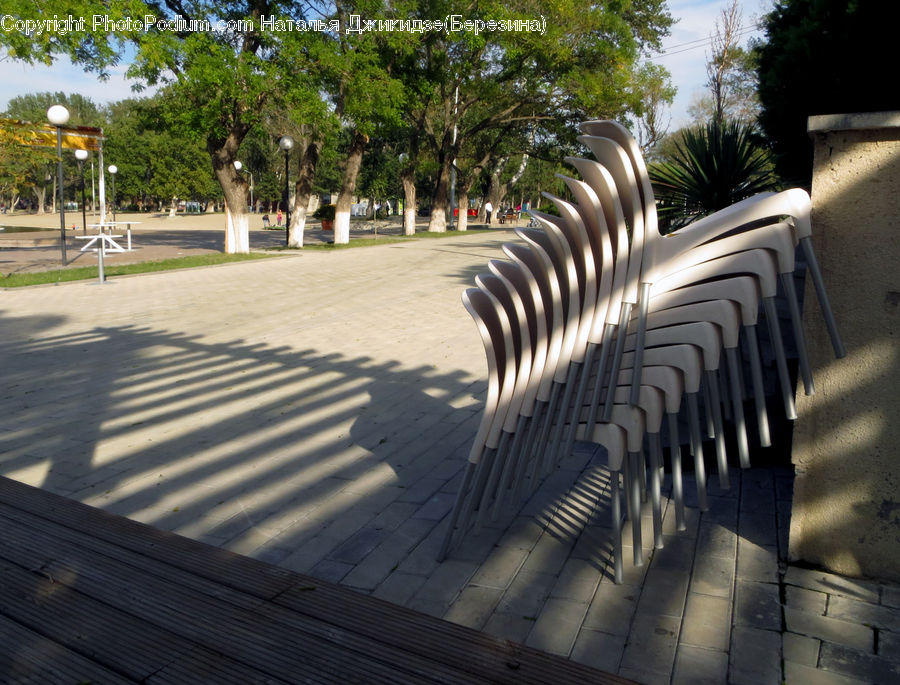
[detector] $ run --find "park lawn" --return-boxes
[0,253,276,288]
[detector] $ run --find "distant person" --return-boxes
[262,213,270,228]
[277,210,283,226]
[484,200,493,224]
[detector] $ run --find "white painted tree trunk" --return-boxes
[457,191,469,231]
[288,205,307,247]
[402,175,417,235]
[403,205,416,235]
[333,209,351,244]
[429,209,447,232]
[224,202,250,253]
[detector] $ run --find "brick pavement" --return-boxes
[1,230,898,683]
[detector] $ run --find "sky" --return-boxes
[0,0,772,129]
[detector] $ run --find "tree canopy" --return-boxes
[756,0,900,185]
[1,0,676,246]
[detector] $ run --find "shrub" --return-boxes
[649,119,780,232]
[313,204,336,220]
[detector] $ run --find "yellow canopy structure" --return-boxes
[0,117,104,151]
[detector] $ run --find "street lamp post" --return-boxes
[75,149,88,235]
[108,165,118,223]
[47,104,69,265]
[279,135,294,246]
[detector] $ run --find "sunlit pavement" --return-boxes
[1,231,897,684]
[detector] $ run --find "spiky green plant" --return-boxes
[649,120,780,232]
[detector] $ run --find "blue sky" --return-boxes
[0,1,771,129]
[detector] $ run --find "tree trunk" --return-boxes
[456,190,469,231]
[210,144,250,254]
[334,131,367,245]
[168,197,177,217]
[33,185,47,215]
[427,156,452,232]
[289,139,321,248]
[401,172,416,235]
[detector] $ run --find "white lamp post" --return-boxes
[75,149,88,235]
[108,164,118,223]
[279,135,294,245]
[47,104,69,265]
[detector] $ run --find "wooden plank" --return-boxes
[271,583,623,685]
[0,509,489,684]
[0,476,633,684]
[0,500,267,613]
[0,558,194,681]
[0,476,297,599]
[0,613,137,685]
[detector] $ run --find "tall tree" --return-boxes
[756,0,900,184]
[688,0,759,126]
[2,0,325,252]
[391,0,674,232]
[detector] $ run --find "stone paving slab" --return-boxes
[2,230,900,684]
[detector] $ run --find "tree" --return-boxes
[756,0,900,184]
[391,0,674,233]
[630,62,677,155]
[104,97,218,212]
[2,92,104,213]
[689,0,759,127]
[648,119,780,231]
[2,0,325,252]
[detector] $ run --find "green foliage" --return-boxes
[312,204,336,220]
[103,97,219,209]
[756,0,900,185]
[649,120,780,231]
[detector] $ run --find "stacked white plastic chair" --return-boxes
[439,120,844,583]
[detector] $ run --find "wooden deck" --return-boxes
[0,476,631,684]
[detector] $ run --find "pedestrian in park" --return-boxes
[262,213,270,228]
[484,200,493,224]
[277,210,283,226]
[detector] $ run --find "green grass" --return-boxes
[0,252,276,288]
[0,226,54,233]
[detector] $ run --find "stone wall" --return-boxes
[790,112,900,581]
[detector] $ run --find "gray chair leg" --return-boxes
[763,296,798,420]
[745,325,771,447]
[799,235,845,358]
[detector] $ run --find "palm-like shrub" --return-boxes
[649,120,780,232]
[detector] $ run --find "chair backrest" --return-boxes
[502,242,563,406]
[487,259,537,433]
[639,300,742,349]
[461,287,514,462]
[516,226,580,388]
[576,135,646,306]
[652,248,780,299]
[649,277,760,327]
[564,157,632,327]
[626,321,724,372]
[538,194,600,365]
[556,174,615,342]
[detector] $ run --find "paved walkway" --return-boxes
[1,231,897,684]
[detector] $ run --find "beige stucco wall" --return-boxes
[790,112,900,581]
